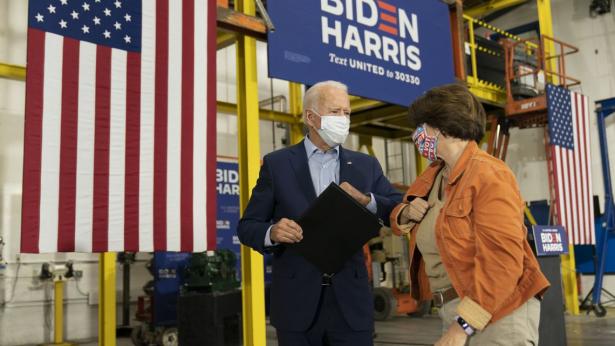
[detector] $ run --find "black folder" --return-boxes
[290,183,383,274]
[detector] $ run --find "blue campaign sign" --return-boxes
[215,160,241,260]
[267,0,455,106]
[532,225,569,257]
[215,160,273,283]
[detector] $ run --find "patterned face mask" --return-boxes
[412,125,440,161]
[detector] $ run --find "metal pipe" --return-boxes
[0,236,4,263]
[468,18,478,80]
[254,0,275,32]
[259,95,288,113]
[1,297,89,307]
[122,260,130,327]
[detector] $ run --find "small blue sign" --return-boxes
[216,160,272,283]
[267,0,455,106]
[532,225,569,257]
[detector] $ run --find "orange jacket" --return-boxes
[390,141,549,330]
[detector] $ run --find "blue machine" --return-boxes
[152,252,192,326]
[132,253,191,346]
[586,97,615,317]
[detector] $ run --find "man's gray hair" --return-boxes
[303,80,348,114]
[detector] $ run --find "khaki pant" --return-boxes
[439,297,541,346]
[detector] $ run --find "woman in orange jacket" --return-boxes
[390,84,549,346]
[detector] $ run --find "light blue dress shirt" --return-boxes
[264,136,377,246]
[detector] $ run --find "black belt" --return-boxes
[321,273,335,286]
[432,287,458,308]
[432,288,543,308]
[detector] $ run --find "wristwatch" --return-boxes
[455,315,476,336]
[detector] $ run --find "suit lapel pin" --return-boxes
[347,161,352,165]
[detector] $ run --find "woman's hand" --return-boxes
[434,324,468,346]
[399,198,433,224]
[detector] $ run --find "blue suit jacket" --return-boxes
[237,141,402,332]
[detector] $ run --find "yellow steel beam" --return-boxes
[561,245,579,314]
[0,63,26,81]
[98,252,116,346]
[350,105,407,128]
[465,0,528,18]
[350,96,385,113]
[466,76,507,106]
[217,30,237,50]
[372,121,412,132]
[236,0,266,345]
[537,0,577,314]
[289,82,304,145]
[351,126,409,140]
[217,101,298,124]
[538,0,557,84]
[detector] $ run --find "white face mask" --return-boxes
[310,110,350,147]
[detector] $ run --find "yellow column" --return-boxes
[99,252,117,346]
[289,82,304,145]
[537,0,578,315]
[43,280,73,346]
[537,0,557,84]
[55,281,64,344]
[561,246,580,314]
[236,0,266,344]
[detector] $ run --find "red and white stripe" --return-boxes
[551,92,595,245]
[21,0,217,253]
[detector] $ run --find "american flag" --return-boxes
[21,0,217,253]
[547,84,595,245]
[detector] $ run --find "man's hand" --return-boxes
[340,182,371,206]
[434,323,468,346]
[270,218,303,244]
[400,198,433,224]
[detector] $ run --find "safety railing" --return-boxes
[464,14,536,82]
[541,35,580,88]
[462,14,531,105]
[502,34,580,117]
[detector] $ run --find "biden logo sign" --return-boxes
[268,0,455,106]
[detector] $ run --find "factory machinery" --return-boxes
[132,250,241,346]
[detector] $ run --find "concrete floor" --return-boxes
[73,308,615,346]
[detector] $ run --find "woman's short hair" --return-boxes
[408,83,486,143]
